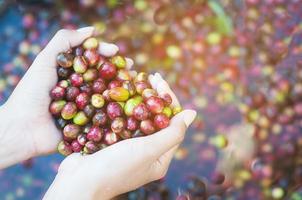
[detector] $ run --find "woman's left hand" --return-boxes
[0,27,122,169]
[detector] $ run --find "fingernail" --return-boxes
[98,42,119,57]
[77,26,95,34]
[125,57,134,69]
[182,110,197,127]
[155,73,162,79]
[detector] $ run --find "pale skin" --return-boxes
[0,27,196,199]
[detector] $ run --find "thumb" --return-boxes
[141,109,196,158]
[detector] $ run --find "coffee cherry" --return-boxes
[56,52,73,68]
[83,37,98,49]
[73,111,89,126]
[99,62,117,80]
[134,72,148,83]
[122,81,136,96]
[126,117,139,131]
[83,49,99,66]
[83,104,96,118]
[111,117,126,133]
[66,86,80,101]
[109,87,130,102]
[91,94,105,108]
[50,86,65,100]
[57,67,71,79]
[145,96,164,114]
[83,68,98,82]
[55,118,67,129]
[49,100,66,115]
[77,134,87,146]
[58,80,69,88]
[133,95,143,102]
[154,114,170,129]
[92,110,108,126]
[108,80,122,89]
[73,56,88,74]
[124,97,142,116]
[63,124,81,140]
[210,172,225,185]
[61,102,77,120]
[133,103,149,121]
[135,81,150,94]
[57,141,73,156]
[92,78,106,93]
[116,69,131,81]
[70,73,83,87]
[162,106,172,118]
[176,194,189,200]
[83,141,99,154]
[118,129,132,139]
[87,126,103,142]
[142,88,157,100]
[140,120,156,135]
[75,93,90,110]
[173,106,182,115]
[71,140,83,152]
[160,93,172,106]
[103,131,119,145]
[79,83,93,95]
[102,89,111,101]
[111,55,126,69]
[107,102,123,120]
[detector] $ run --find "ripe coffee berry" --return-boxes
[50,86,65,100]
[49,37,181,156]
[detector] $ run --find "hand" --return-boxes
[0,27,125,168]
[43,74,196,200]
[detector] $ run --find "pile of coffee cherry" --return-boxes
[49,37,181,156]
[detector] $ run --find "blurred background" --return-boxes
[0,0,302,199]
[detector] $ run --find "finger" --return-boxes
[148,74,157,88]
[129,70,137,78]
[98,42,119,57]
[155,73,180,107]
[141,109,196,158]
[149,73,180,107]
[125,57,134,69]
[41,27,95,57]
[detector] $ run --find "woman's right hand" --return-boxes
[43,73,196,200]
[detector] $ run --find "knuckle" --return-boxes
[54,29,73,42]
[58,154,81,173]
[56,29,69,37]
[156,168,168,180]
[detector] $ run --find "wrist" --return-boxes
[44,173,95,200]
[44,168,113,200]
[0,102,35,169]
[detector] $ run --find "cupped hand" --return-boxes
[43,74,196,200]
[0,27,126,168]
